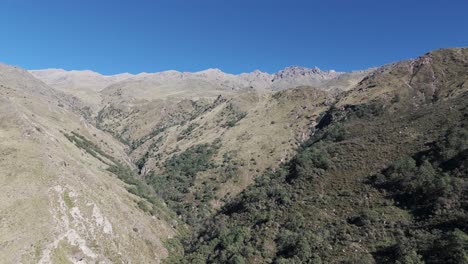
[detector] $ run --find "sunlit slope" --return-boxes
[0,64,174,263]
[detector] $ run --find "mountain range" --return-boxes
[1,48,467,263]
[29,66,368,108]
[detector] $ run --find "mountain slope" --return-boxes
[0,65,175,263]
[179,48,468,263]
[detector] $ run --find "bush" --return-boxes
[137,200,151,213]
[323,124,347,142]
[293,142,331,178]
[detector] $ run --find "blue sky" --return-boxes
[1,0,467,74]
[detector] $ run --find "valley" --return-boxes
[0,48,466,263]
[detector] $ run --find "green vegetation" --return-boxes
[371,127,468,263]
[181,117,345,263]
[163,238,186,264]
[63,131,116,164]
[136,151,149,173]
[132,126,167,150]
[177,123,199,141]
[62,192,74,209]
[147,142,221,226]
[218,152,241,183]
[217,102,247,128]
[224,112,247,128]
[345,101,385,119]
[107,162,176,220]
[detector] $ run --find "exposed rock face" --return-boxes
[273,66,341,81]
[270,66,343,90]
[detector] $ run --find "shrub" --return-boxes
[323,124,347,142]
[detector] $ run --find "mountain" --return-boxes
[1,48,466,263]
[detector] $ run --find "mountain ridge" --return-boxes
[29,65,348,92]
[29,65,371,116]
[30,65,341,79]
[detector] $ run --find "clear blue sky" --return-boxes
[1,0,467,74]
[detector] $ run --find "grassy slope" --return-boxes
[0,65,175,263]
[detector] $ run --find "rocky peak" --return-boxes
[273,66,342,82]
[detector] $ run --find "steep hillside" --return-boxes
[177,48,468,263]
[0,65,175,263]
